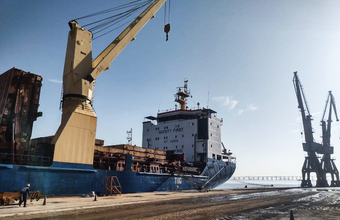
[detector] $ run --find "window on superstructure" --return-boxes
[182,134,184,138]
[217,155,222,160]
[217,125,219,128]
[176,146,178,149]
[212,154,216,159]
[175,135,177,138]
[192,134,194,137]
[192,145,194,148]
[147,129,149,131]
[211,145,213,148]
[182,145,184,148]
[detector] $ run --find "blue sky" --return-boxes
[1,0,340,177]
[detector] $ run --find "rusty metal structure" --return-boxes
[0,190,41,206]
[0,68,42,165]
[102,176,121,196]
[94,143,199,175]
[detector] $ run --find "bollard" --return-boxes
[290,210,294,220]
[94,194,97,201]
[43,196,47,205]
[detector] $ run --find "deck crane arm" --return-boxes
[53,0,167,165]
[63,0,166,100]
[87,0,166,82]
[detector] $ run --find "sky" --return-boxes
[1,0,340,177]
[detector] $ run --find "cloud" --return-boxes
[213,96,238,110]
[48,79,62,84]
[292,129,302,134]
[237,109,244,116]
[312,111,323,117]
[247,103,259,111]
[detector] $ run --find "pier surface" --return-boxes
[0,187,340,220]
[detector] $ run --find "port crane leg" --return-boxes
[330,160,340,186]
[301,157,312,187]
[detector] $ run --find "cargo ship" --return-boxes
[0,69,235,195]
[0,1,235,196]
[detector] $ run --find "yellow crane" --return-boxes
[52,0,167,165]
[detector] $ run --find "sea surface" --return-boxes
[217,179,302,189]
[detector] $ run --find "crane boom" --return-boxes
[293,72,314,143]
[88,0,166,82]
[321,91,339,147]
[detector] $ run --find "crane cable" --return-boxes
[164,0,171,41]
[73,0,150,21]
[71,0,153,40]
[85,1,151,31]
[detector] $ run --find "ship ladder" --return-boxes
[102,176,122,196]
[201,164,227,190]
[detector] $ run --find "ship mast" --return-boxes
[175,79,191,110]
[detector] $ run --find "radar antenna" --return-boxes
[127,128,132,145]
[175,79,191,110]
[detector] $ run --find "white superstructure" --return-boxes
[142,80,227,163]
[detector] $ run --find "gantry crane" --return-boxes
[320,91,340,186]
[51,0,167,165]
[293,72,328,187]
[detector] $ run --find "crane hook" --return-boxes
[164,24,170,41]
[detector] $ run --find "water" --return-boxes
[216,180,301,189]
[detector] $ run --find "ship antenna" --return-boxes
[207,81,210,108]
[175,79,191,110]
[127,128,132,145]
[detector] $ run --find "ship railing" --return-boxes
[222,156,236,164]
[158,106,202,113]
[0,153,51,166]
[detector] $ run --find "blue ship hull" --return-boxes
[0,160,235,195]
